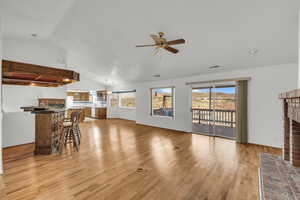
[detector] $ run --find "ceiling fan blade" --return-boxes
[153,47,160,56]
[150,34,160,44]
[136,44,157,47]
[164,46,179,54]
[166,39,185,45]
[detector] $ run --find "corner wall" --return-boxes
[107,107,136,121]
[67,75,105,91]
[113,63,297,148]
[298,10,300,87]
[2,37,67,148]
[0,17,3,174]
[2,37,68,112]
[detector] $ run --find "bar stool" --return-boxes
[58,111,81,153]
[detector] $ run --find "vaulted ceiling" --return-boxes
[1,0,300,85]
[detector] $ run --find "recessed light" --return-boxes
[209,65,222,70]
[153,74,160,78]
[248,49,259,55]
[63,78,70,82]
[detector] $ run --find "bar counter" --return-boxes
[21,107,65,154]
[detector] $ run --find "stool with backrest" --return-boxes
[62,111,81,152]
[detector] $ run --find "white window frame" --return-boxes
[118,92,136,109]
[150,86,175,118]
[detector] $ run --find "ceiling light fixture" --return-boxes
[31,33,38,38]
[248,48,259,55]
[209,65,222,70]
[63,78,70,82]
[153,74,161,78]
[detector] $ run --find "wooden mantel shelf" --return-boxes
[2,60,80,87]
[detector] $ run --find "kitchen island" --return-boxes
[21,107,65,155]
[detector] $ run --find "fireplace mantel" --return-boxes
[279,89,300,166]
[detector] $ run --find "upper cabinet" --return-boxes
[96,91,107,102]
[2,60,80,87]
[67,92,90,102]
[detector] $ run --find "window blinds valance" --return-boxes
[112,90,136,94]
[185,77,251,86]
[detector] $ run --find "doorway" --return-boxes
[191,85,236,139]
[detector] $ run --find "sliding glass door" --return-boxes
[192,87,213,135]
[192,85,236,139]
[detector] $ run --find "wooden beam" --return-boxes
[2,60,80,87]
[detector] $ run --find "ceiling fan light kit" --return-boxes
[136,32,185,54]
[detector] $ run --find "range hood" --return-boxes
[2,60,80,87]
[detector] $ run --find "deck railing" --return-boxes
[192,108,236,127]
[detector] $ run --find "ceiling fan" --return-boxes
[136,32,185,54]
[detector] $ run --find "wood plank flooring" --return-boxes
[1,119,281,200]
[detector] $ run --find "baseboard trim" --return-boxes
[3,143,35,163]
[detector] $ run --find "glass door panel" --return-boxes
[192,87,214,136]
[211,86,236,139]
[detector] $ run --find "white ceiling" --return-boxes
[1,0,300,85]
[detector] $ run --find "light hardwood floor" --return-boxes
[1,119,280,200]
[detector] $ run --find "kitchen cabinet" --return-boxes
[67,92,90,102]
[96,108,107,119]
[39,98,66,108]
[84,107,92,118]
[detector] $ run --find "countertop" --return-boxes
[20,106,66,114]
[30,109,66,114]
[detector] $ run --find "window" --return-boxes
[119,92,136,108]
[151,87,174,117]
[109,93,119,107]
[192,86,235,110]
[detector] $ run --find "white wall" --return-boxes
[3,85,66,112]
[67,74,105,91]
[0,17,3,174]
[107,106,136,121]
[113,63,297,148]
[2,37,67,147]
[2,113,34,148]
[66,49,106,92]
[2,37,68,112]
[298,10,300,87]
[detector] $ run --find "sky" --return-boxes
[193,87,235,94]
[154,88,172,93]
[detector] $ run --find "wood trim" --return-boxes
[149,86,175,89]
[2,60,80,87]
[186,77,251,85]
[3,143,35,163]
[192,84,236,90]
[3,60,77,77]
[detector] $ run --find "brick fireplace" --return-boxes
[280,89,300,167]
